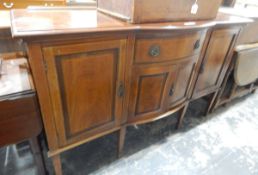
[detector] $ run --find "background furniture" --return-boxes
[220,8,258,45]
[98,0,223,23]
[0,58,46,175]
[0,0,66,10]
[213,44,258,109]
[0,14,46,174]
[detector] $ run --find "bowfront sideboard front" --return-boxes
[10,9,251,175]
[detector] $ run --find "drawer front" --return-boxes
[0,93,42,146]
[134,31,206,64]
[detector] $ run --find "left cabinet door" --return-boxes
[42,39,126,146]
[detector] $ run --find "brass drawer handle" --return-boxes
[194,39,200,50]
[3,2,14,9]
[149,45,160,57]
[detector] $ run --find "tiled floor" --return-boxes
[1,92,258,175]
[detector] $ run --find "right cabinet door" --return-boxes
[192,28,239,99]
[128,63,178,123]
[167,56,198,108]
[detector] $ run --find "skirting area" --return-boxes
[1,92,258,175]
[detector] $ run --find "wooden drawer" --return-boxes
[0,93,42,146]
[134,31,206,64]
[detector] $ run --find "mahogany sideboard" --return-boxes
[9,9,251,175]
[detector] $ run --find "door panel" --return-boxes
[59,51,116,135]
[193,28,239,98]
[42,39,126,146]
[128,64,177,122]
[136,73,167,115]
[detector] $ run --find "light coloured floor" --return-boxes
[91,92,258,175]
[0,92,258,175]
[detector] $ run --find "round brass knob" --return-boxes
[149,45,160,57]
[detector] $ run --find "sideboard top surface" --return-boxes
[9,8,252,38]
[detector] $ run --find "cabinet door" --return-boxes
[128,64,177,123]
[193,28,239,99]
[167,56,197,108]
[42,39,126,146]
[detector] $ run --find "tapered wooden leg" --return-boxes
[52,154,62,175]
[205,91,218,116]
[222,102,228,108]
[118,126,126,158]
[229,83,238,99]
[29,137,47,175]
[176,103,189,129]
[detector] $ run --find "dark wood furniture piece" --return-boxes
[0,58,46,175]
[9,9,251,175]
[213,44,258,109]
[98,0,223,23]
[0,0,66,10]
